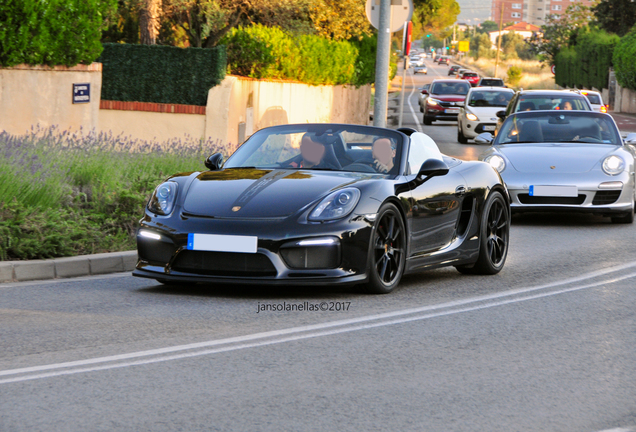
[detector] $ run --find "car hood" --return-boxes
[497,144,617,173]
[182,168,366,218]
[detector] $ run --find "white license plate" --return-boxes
[483,125,496,131]
[445,108,460,114]
[529,185,578,197]
[187,233,258,253]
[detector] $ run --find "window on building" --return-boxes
[511,12,521,17]
[552,5,562,10]
[512,3,521,8]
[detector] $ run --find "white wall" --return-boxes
[0,64,102,135]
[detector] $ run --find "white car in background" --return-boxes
[579,90,608,113]
[457,87,515,143]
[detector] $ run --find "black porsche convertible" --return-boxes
[133,124,510,293]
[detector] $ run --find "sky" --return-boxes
[456,0,493,25]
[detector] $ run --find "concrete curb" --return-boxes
[0,251,138,284]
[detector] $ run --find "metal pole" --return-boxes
[398,21,408,128]
[494,5,504,78]
[373,0,391,128]
[398,55,407,128]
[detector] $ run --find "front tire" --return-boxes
[457,125,468,144]
[456,190,509,275]
[364,203,406,294]
[423,115,433,125]
[611,202,634,224]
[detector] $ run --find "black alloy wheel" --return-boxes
[365,203,406,294]
[456,190,509,274]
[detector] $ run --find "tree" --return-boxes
[478,20,498,34]
[592,0,636,37]
[500,31,524,58]
[139,0,161,44]
[1,0,117,66]
[530,4,594,66]
[413,0,460,39]
[309,0,371,40]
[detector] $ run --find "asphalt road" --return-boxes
[1,59,635,432]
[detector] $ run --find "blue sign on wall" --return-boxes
[72,83,90,104]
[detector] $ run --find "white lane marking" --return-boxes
[406,72,423,132]
[427,59,447,78]
[596,428,635,432]
[1,262,635,384]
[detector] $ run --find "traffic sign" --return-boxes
[403,21,413,56]
[551,65,556,75]
[365,0,414,33]
[458,41,469,52]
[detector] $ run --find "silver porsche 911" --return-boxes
[476,111,636,224]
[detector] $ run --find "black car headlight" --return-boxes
[148,181,178,215]
[309,188,360,222]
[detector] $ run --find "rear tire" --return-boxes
[456,190,509,275]
[364,203,406,294]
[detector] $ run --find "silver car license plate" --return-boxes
[529,185,578,197]
[187,233,258,253]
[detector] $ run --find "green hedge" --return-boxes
[613,26,636,91]
[0,0,115,67]
[555,29,619,90]
[223,24,376,86]
[98,43,227,106]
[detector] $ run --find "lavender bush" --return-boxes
[0,127,235,260]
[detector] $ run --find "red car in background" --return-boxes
[423,79,471,125]
[458,70,480,87]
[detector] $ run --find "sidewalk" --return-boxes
[0,251,137,284]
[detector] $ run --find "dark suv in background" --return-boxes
[423,79,471,125]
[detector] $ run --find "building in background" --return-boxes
[491,0,595,26]
[488,21,541,48]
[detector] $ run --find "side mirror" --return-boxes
[205,153,224,171]
[420,89,429,95]
[496,110,506,120]
[418,158,449,180]
[625,132,636,145]
[474,133,494,144]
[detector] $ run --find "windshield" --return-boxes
[480,79,504,86]
[584,93,602,104]
[495,112,622,145]
[431,82,470,95]
[224,124,404,176]
[514,95,591,112]
[468,90,512,108]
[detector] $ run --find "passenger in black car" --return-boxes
[371,137,396,173]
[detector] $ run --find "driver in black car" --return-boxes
[286,133,338,169]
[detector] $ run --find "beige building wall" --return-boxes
[1,67,371,147]
[99,109,206,142]
[0,64,102,135]
[206,76,371,148]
